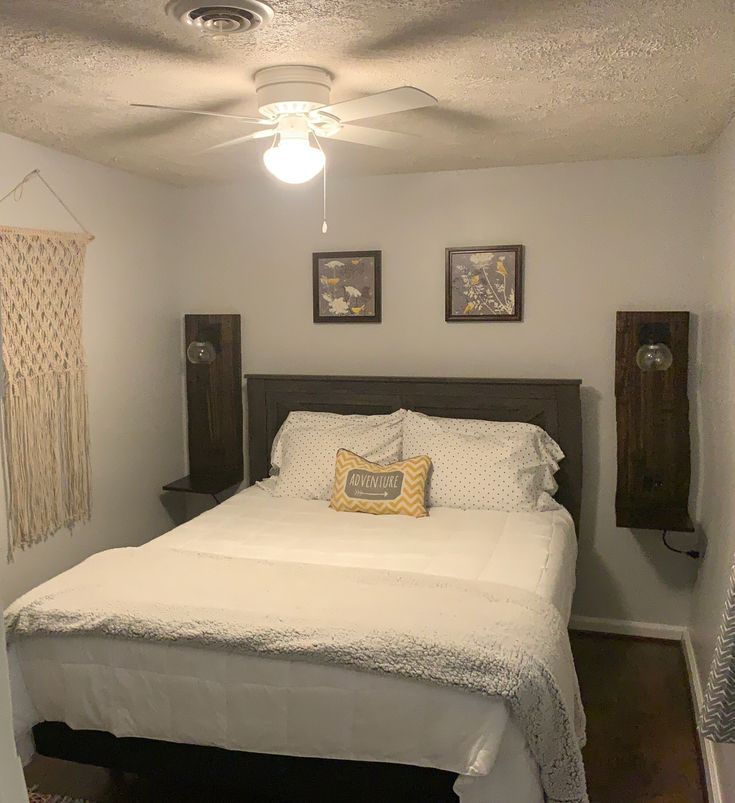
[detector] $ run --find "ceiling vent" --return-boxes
[166,1,274,35]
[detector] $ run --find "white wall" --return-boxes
[0,128,729,788]
[690,116,735,795]
[176,155,709,626]
[0,133,714,632]
[0,133,186,606]
[0,612,27,803]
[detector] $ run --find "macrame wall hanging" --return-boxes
[0,170,94,556]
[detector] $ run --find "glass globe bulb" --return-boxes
[636,342,673,371]
[263,137,325,184]
[186,340,216,365]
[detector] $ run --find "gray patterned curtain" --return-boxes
[700,557,735,742]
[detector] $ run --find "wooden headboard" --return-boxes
[245,375,583,532]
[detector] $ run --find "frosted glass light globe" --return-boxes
[263,138,325,184]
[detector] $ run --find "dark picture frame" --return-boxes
[313,250,382,324]
[445,244,524,322]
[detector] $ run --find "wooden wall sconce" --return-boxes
[163,314,243,500]
[615,311,693,532]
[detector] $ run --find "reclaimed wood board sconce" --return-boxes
[163,314,243,500]
[615,311,693,532]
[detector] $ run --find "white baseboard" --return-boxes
[682,629,723,803]
[569,615,684,640]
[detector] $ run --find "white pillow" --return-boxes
[403,410,563,464]
[402,410,564,512]
[270,409,406,474]
[271,410,405,500]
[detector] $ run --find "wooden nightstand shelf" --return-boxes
[162,472,242,505]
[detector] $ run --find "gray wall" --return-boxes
[0,132,186,606]
[690,115,735,795]
[176,154,709,627]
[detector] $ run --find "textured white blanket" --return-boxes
[5,547,587,802]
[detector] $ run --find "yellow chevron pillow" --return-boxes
[330,449,432,518]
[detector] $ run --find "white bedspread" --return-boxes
[9,483,579,802]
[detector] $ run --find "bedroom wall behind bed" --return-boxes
[689,115,735,795]
[0,133,186,606]
[175,155,709,627]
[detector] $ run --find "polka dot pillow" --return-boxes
[270,409,406,475]
[402,410,564,513]
[271,409,406,500]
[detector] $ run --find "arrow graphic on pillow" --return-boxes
[352,490,390,498]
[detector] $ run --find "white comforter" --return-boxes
[9,483,579,802]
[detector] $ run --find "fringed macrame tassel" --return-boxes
[60,370,92,525]
[3,372,91,553]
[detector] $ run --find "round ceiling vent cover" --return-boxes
[166,0,274,35]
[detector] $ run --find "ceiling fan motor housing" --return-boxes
[254,66,332,119]
[166,0,274,35]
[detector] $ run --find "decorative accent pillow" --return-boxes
[271,412,405,500]
[330,449,432,517]
[270,409,406,474]
[402,411,564,513]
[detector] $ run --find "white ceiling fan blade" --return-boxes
[328,125,418,150]
[131,103,271,125]
[315,87,437,123]
[202,129,275,153]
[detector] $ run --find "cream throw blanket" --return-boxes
[0,226,92,554]
[5,548,588,802]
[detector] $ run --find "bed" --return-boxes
[7,375,584,802]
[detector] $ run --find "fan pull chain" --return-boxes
[322,162,328,234]
[313,134,328,234]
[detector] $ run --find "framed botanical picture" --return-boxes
[313,250,382,323]
[445,244,524,322]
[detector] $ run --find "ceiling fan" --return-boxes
[132,65,437,184]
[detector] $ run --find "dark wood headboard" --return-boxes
[246,375,583,532]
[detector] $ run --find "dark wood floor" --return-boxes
[571,632,705,803]
[25,632,706,803]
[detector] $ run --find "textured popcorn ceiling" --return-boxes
[1,0,734,185]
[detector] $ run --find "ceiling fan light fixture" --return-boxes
[262,116,325,184]
[254,66,332,118]
[263,137,325,184]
